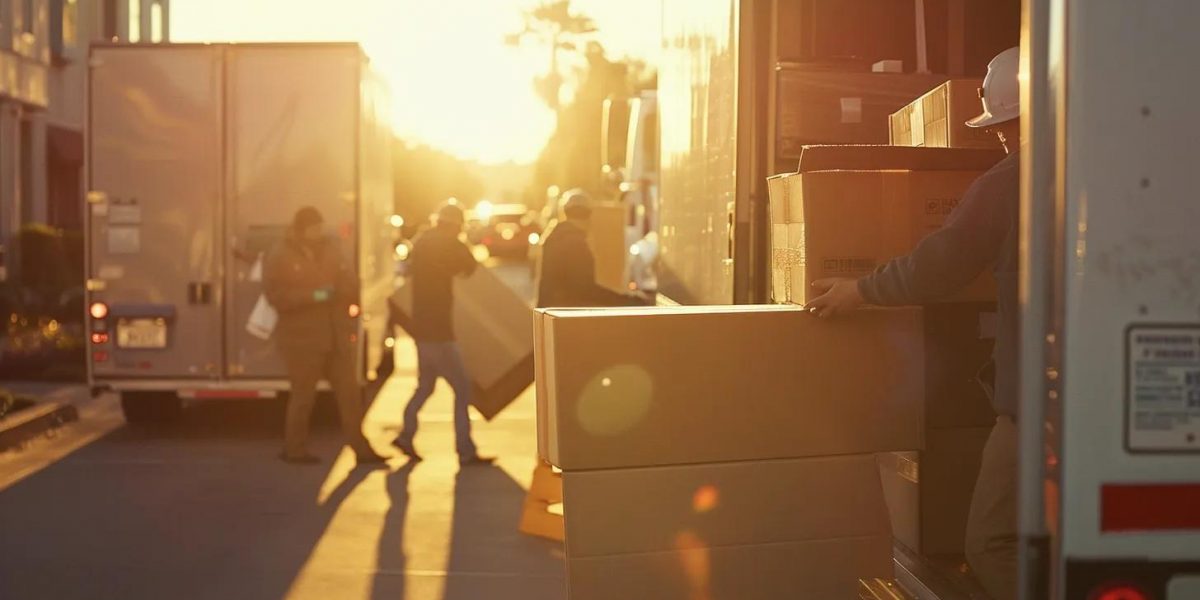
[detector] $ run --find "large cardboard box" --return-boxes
[767,168,996,305]
[586,202,629,294]
[535,305,924,470]
[890,79,1001,150]
[877,426,990,555]
[774,67,946,158]
[391,267,534,420]
[562,454,890,558]
[566,535,893,600]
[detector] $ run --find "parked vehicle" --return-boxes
[85,43,394,423]
[474,202,540,260]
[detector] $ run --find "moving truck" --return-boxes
[84,43,394,423]
[656,1,1200,598]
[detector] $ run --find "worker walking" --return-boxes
[393,202,494,466]
[536,189,644,308]
[805,47,1021,600]
[263,206,387,466]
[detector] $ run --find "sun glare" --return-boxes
[171,0,658,165]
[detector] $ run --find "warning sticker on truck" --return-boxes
[1126,325,1200,452]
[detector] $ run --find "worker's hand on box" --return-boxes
[805,278,864,318]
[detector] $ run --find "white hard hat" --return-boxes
[966,46,1020,128]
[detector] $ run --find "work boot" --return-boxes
[459,454,497,467]
[391,438,423,462]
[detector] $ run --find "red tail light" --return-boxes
[92,351,109,363]
[348,304,361,318]
[1090,583,1150,600]
[91,333,110,344]
[89,302,109,320]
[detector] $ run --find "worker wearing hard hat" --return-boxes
[806,46,1021,600]
[393,201,494,466]
[536,189,645,308]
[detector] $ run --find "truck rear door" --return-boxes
[87,46,224,379]
[223,45,360,379]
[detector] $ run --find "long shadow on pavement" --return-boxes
[441,464,565,600]
[369,460,415,599]
[0,399,373,600]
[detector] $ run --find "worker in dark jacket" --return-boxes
[393,202,494,466]
[263,206,387,466]
[805,47,1021,600]
[536,189,643,308]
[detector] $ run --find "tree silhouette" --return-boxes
[504,0,598,111]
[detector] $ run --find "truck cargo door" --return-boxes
[87,47,224,379]
[223,46,360,379]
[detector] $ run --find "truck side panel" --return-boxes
[358,65,395,380]
[87,46,224,379]
[659,0,740,305]
[223,46,360,379]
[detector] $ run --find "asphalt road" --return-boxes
[0,259,565,600]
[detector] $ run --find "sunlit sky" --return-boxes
[172,0,660,165]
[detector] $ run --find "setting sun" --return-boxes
[171,0,658,165]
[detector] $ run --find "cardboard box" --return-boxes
[391,266,534,420]
[535,305,924,470]
[774,67,947,158]
[767,168,996,304]
[566,535,893,600]
[562,454,890,558]
[890,79,1002,150]
[587,203,629,294]
[877,426,990,555]
[795,145,1005,174]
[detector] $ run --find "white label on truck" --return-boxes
[1127,325,1200,452]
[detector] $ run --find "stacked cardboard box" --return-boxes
[890,79,1001,150]
[767,145,1004,306]
[774,66,947,159]
[391,266,534,420]
[535,305,924,598]
[766,142,1004,559]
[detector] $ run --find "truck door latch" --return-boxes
[188,282,213,305]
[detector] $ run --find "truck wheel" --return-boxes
[120,391,183,425]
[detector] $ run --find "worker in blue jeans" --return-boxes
[393,201,494,466]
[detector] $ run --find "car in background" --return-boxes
[473,201,540,260]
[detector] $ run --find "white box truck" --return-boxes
[84,43,395,423]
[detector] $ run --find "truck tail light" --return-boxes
[348,303,361,318]
[93,351,109,363]
[91,332,110,344]
[1090,583,1150,600]
[89,302,109,320]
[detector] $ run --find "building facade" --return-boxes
[0,0,169,280]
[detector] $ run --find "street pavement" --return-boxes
[0,259,566,600]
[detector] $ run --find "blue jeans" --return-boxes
[398,341,477,457]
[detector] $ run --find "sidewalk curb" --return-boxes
[0,401,81,451]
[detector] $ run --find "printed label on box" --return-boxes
[1126,325,1200,452]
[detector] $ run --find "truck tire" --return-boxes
[120,391,183,425]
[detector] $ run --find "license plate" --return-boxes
[116,318,168,349]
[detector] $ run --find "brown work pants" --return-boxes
[280,346,372,458]
[965,415,1018,600]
